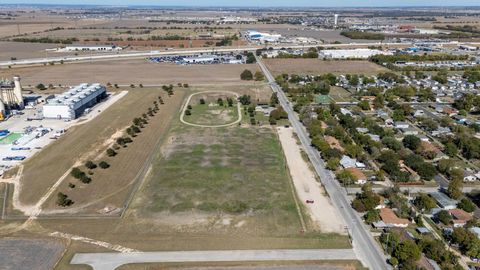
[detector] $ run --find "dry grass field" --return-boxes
[17,88,184,212]
[264,59,389,76]
[2,60,260,86]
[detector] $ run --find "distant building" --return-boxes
[319,49,392,59]
[62,45,121,52]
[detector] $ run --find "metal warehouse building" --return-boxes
[43,83,107,119]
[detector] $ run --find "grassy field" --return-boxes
[130,122,303,234]
[184,92,239,126]
[264,59,389,76]
[15,88,184,214]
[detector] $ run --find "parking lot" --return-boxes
[0,91,126,171]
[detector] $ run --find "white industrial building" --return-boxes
[43,83,106,120]
[245,30,282,43]
[320,48,393,59]
[53,45,122,52]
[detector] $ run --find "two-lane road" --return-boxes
[256,56,389,270]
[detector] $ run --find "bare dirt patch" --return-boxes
[1,60,260,86]
[277,127,346,234]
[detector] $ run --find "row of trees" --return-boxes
[240,69,265,81]
[57,93,165,207]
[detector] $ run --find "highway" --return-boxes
[256,55,390,270]
[1,40,477,67]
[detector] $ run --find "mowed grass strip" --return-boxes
[20,88,184,208]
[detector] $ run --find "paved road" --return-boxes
[71,249,357,270]
[1,41,476,67]
[256,56,389,270]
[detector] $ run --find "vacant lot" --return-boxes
[264,59,389,76]
[2,60,260,86]
[16,88,184,215]
[131,122,303,234]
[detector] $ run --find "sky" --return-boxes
[2,0,480,7]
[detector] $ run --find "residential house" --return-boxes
[413,110,425,118]
[449,208,473,227]
[430,192,458,210]
[401,127,419,135]
[463,170,480,182]
[395,121,410,129]
[443,106,458,117]
[379,208,410,228]
[367,133,381,142]
[356,127,369,134]
[399,160,421,181]
[340,155,356,168]
[346,167,367,185]
[419,141,444,160]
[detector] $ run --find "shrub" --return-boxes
[185,109,191,116]
[57,192,73,207]
[99,161,110,169]
[68,183,75,189]
[106,148,117,157]
[85,160,97,169]
[240,69,253,80]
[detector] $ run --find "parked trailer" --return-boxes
[11,147,30,151]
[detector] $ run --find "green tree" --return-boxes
[444,142,459,157]
[254,71,264,81]
[364,209,381,224]
[448,178,463,200]
[458,198,476,213]
[99,161,110,169]
[403,135,421,150]
[36,83,46,90]
[240,69,253,80]
[437,210,452,225]
[358,100,371,111]
[84,161,97,169]
[393,240,421,263]
[414,193,437,212]
[106,148,117,157]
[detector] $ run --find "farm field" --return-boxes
[1,60,260,86]
[11,87,184,215]
[264,59,389,76]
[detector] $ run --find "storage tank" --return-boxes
[12,76,24,108]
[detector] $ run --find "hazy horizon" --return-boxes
[2,0,480,7]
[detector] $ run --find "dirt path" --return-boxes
[277,127,346,234]
[180,91,242,128]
